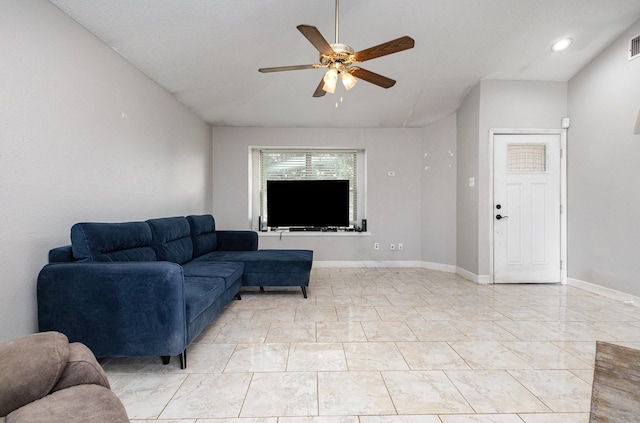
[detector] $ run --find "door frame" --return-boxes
[489,128,568,284]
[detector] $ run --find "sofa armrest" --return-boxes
[216,230,258,251]
[37,262,187,358]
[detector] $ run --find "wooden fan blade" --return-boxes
[259,64,317,73]
[313,78,327,97]
[353,36,415,63]
[297,25,334,56]
[350,67,396,89]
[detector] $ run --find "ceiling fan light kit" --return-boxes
[258,0,414,97]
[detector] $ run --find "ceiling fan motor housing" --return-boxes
[321,43,356,69]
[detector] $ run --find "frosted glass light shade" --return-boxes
[323,68,338,93]
[341,71,357,90]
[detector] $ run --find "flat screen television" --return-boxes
[266,179,350,228]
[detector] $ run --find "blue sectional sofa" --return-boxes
[37,214,313,368]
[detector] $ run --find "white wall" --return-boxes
[567,19,640,295]
[0,1,212,341]
[212,127,432,263]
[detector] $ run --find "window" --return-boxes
[255,149,362,229]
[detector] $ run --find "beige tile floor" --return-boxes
[102,267,640,423]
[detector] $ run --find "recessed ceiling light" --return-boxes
[551,38,572,52]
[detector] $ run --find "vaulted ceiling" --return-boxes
[50,0,640,128]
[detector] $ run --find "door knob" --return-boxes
[496,214,509,220]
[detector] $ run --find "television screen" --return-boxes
[266,180,350,228]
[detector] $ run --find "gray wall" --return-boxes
[456,84,481,276]
[0,2,212,341]
[421,114,457,266]
[456,81,568,279]
[567,19,640,295]
[212,126,456,265]
[4,2,637,344]
[478,80,568,276]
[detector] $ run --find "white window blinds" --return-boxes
[260,150,358,226]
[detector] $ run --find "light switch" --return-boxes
[468,177,475,187]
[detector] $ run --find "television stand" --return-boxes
[289,227,323,232]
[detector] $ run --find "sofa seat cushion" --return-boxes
[183,277,227,323]
[182,261,244,289]
[71,222,155,262]
[196,250,312,272]
[194,250,313,287]
[6,384,128,423]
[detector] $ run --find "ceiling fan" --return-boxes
[258,0,415,97]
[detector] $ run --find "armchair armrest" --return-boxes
[0,332,70,417]
[51,342,111,393]
[37,262,187,358]
[216,230,258,251]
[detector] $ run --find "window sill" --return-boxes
[258,231,371,237]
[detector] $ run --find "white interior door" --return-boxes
[493,134,561,283]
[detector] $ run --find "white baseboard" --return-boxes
[313,264,640,301]
[422,261,457,273]
[567,277,640,307]
[313,260,456,273]
[477,275,491,284]
[455,266,491,284]
[313,261,490,284]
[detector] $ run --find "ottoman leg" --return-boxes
[301,286,307,298]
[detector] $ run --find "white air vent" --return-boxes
[630,34,640,61]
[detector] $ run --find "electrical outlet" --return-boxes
[390,243,396,251]
[374,242,379,250]
[398,243,403,250]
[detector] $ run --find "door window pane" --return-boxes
[508,144,546,173]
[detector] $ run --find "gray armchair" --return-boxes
[0,331,128,423]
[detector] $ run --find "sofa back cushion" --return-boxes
[146,217,193,264]
[187,214,217,257]
[71,222,156,262]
